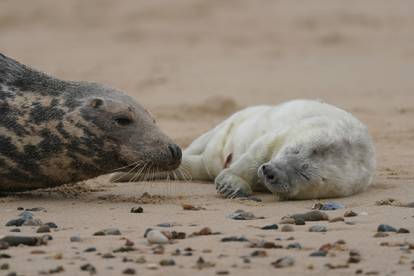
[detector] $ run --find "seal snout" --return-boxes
[261,164,275,180]
[168,143,182,161]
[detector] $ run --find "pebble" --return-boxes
[294,218,306,225]
[309,225,327,232]
[216,270,230,275]
[22,219,43,226]
[84,247,97,252]
[228,209,260,220]
[373,232,389,238]
[289,210,329,221]
[147,230,169,244]
[313,202,345,210]
[281,225,294,232]
[160,259,176,266]
[0,263,9,270]
[26,207,47,212]
[348,250,361,263]
[251,250,267,257]
[6,273,17,276]
[70,235,82,242]
[194,257,216,269]
[80,264,96,274]
[182,203,205,210]
[221,236,248,242]
[286,242,302,249]
[44,222,58,229]
[329,217,345,223]
[279,217,295,224]
[157,223,173,228]
[9,228,20,233]
[250,240,283,249]
[152,245,165,254]
[146,263,159,270]
[113,246,136,253]
[271,256,295,268]
[310,250,327,257]
[93,228,121,236]
[344,210,358,217]
[36,225,51,233]
[19,211,34,219]
[377,224,397,232]
[0,235,49,247]
[123,268,136,275]
[5,218,25,227]
[130,206,143,213]
[102,253,115,259]
[193,227,213,236]
[0,242,8,250]
[397,228,410,234]
[48,266,64,274]
[172,231,187,239]
[261,224,278,230]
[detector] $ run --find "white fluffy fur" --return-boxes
[179,99,375,199]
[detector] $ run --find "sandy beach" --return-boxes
[1,0,414,275]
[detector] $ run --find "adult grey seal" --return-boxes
[112,100,375,200]
[0,53,182,192]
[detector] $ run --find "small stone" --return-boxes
[194,257,216,269]
[152,245,165,254]
[0,254,11,259]
[182,203,205,210]
[221,236,248,242]
[9,228,20,233]
[36,225,51,233]
[348,250,361,263]
[287,211,329,222]
[344,210,358,217]
[329,217,345,223]
[17,207,24,211]
[397,228,410,234]
[25,207,46,212]
[93,228,121,236]
[216,270,230,275]
[135,256,146,264]
[49,266,64,273]
[22,219,43,226]
[281,225,294,232]
[261,224,278,230]
[309,225,327,232]
[373,232,389,238]
[313,202,345,210]
[310,250,327,257]
[271,256,295,268]
[228,209,260,220]
[123,268,136,275]
[286,242,302,249]
[146,263,159,270]
[147,230,169,244]
[377,224,397,232]
[102,253,115,259]
[250,240,283,249]
[44,222,58,229]
[84,247,97,252]
[18,211,34,219]
[80,264,96,274]
[5,218,25,227]
[0,235,48,246]
[160,259,176,266]
[1,263,9,270]
[70,236,81,242]
[130,206,143,213]
[31,249,46,254]
[280,217,295,224]
[125,239,134,246]
[251,250,267,257]
[156,223,173,228]
[113,246,136,253]
[6,273,17,276]
[172,231,186,239]
[194,227,212,236]
[294,218,306,225]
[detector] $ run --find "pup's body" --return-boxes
[114,100,375,200]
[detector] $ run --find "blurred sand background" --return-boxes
[1,0,414,275]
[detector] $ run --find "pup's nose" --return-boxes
[168,144,182,161]
[262,164,276,180]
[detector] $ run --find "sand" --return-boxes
[1,0,414,275]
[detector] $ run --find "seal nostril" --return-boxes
[168,144,182,161]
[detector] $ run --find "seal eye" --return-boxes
[114,116,133,126]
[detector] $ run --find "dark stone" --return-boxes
[221,236,249,242]
[130,206,143,213]
[310,250,327,257]
[261,224,278,230]
[377,224,397,232]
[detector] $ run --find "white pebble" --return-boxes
[147,230,169,244]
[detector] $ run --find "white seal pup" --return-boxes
[113,99,375,200]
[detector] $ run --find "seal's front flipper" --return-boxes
[215,170,252,198]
